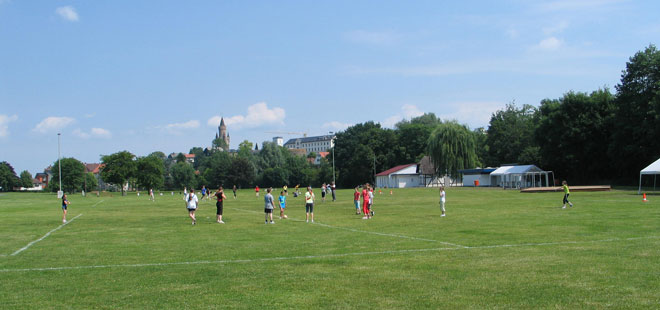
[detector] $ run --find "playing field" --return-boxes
[1,188,659,309]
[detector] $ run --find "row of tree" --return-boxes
[2,45,657,192]
[334,45,660,186]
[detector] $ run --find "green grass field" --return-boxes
[1,188,659,309]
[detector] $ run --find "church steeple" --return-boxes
[216,117,230,151]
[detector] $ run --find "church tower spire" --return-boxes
[216,117,230,151]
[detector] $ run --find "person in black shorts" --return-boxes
[61,194,70,223]
[232,185,237,199]
[215,187,227,224]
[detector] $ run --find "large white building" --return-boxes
[283,135,335,154]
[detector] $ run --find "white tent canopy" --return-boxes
[490,165,553,189]
[638,158,660,194]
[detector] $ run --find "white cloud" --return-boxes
[160,120,200,134]
[438,101,503,128]
[543,21,570,35]
[33,116,75,134]
[91,128,112,138]
[73,128,112,139]
[72,129,90,139]
[0,114,18,138]
[322,121,352,131]
[533,37,563,51]
[381,104,425,128]
[55,6,79,22]
[208,102,285,129]
[506,27,520,39]
[344,30,401,45]
[535,0,625,12]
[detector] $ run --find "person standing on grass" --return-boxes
[149,188,155,202]
[255,185,260,197]
[305,186,315,223]
[439,186,446,217]
[61,194,70,223]
[562,180,573,209]
[279,191,287,219]
[186,189,199,225]
[264,187,275,224]
[321,183,327,202]
[362,184,370,219]
[283,185,288,196]
[232,185,237,199]
[354,187,361,215]
[215,187,227,224]
[368,186,375,216]
[331,182,336,202]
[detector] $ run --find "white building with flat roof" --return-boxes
[283,135,334,154]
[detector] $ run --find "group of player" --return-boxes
[57,180,575,225]
[353,183,376,219]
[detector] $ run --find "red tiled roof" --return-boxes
[185,154,195,158]
[376,164,416,176]
[85,163,104,174]
[318,152,330,158]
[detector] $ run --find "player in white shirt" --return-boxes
[186,189,199,225]
[439,186,446,217]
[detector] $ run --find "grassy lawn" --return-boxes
[1,188,659,309]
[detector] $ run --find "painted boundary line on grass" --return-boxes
[10,213,84,256]
[2,235,658,273]
[226,207,465,247]
[91,199,105,207]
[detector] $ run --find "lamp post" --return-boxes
[57,133,63,198]
[329,132,335,184]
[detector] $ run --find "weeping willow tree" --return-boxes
[427,121,478,178]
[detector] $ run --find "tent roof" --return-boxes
[641,158,660,175]
[490,165,545,176]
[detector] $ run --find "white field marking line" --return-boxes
[226,207,466,247]
[2,235,658,273]
[10,213,84,256]
[90,199,105,207]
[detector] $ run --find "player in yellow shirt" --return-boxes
[562,180,573,209]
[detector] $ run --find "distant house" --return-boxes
[311,152,330,165]
[35,172,49,188]
[85,163,108,190]
[376,164,421,188]
[184,154,195,164]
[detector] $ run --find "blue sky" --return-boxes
[1,0,659,175]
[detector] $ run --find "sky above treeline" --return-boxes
[1,0,659,175]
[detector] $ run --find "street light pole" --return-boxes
[58,133,63,198]
[329,132,335,184]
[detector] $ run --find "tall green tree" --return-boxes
[536,89,615,182]
[136,155,165,190]
[19,170,33,188]
[203,151,232,188]
[101,151,136,195]
[84,172,98,192]
[227,157,255,188]
[0,161,19,191]
[334,122,400,187]
[171,161,196,189]
[427,121,478,178]
[485,103,539,166]
[610,44,660,179]
[395,113,441,163]
[49,158,86,193]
